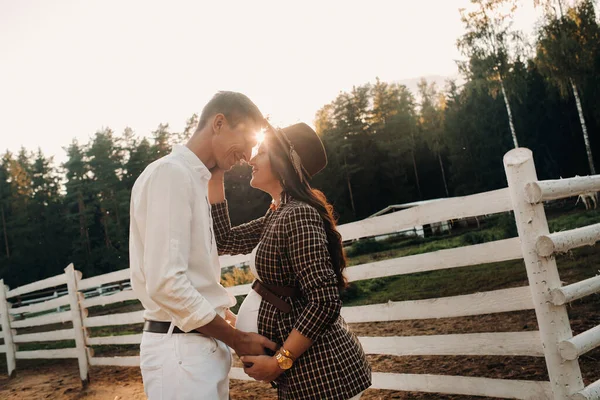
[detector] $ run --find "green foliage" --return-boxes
[345,239,386,258]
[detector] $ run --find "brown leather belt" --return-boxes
[143,320,199,334]
[252,280,300,314]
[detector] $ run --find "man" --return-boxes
[129,91,276,400]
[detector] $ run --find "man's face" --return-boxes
[212,115,260,171]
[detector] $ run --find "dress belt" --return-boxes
[251,280,300,314]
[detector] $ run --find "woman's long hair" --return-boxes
[266,132,348,290]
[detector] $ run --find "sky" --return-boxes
[0,0,542,164]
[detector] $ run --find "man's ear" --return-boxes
[212,114,225,134]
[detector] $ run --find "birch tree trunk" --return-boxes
[500,77,519,148]
[570,78,595,175]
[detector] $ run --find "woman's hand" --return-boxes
[209,167,225,181]
[240,355,284,382]
[208,168,226,204]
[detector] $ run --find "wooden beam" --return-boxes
[13,328,75,343]
[83,311,144,328]
[344,238,522,282]
[536,223,600,257]
[551,274,600,305]
[359,331,544,357]
[89,356,140,367]
[524,176,600,204]
[341,286,534,323]
[87,334,142,346]
[559,324,600,361]
[9,295,70,316]
[230,368,553,398]
[6,273,67,298]
[78,269,130,291]
[572,378,600,400]
[15,348,78,359]
[10,310,72,328]
[82,289,138,309]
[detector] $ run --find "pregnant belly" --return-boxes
[235,289,261,334]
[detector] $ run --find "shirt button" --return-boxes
[179,361,182,365]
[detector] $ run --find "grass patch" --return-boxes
[89,323,143,337]
[548,209,600,232]
[17,340,75,351]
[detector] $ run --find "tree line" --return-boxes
[1,0,598,288]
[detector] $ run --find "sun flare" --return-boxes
[251,129,266,159]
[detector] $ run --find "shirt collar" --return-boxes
[172,145,212,180]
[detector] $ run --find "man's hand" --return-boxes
[232,331,277,357]
[241,355,284,382]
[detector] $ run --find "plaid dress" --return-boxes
[212,194,372,400]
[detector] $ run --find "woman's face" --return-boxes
[248,141,280,192]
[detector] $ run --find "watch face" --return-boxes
[279,356,293,369]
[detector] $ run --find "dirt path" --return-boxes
[0,361,401,400]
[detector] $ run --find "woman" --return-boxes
[208,122,371,400]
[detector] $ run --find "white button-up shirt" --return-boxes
[129,145,235,332]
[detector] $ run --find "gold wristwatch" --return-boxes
[275,347,294,370]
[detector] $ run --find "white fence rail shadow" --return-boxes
[0,148,599,399]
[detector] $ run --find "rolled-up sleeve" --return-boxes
[142,163,216,332]
[286,206,341,341]
[211,200,265,255]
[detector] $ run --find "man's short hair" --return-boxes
[198,91,264,131]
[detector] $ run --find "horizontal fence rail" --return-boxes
[81,289,137,309]
[84,311,144,328]
[13,329,75,344]
[15,349,79,360]
[524,175,600,204]
[573,378,600,400]
[78,269,131,292]
[6,273,67,299]
[536,223,600,257]
[72,286,535,331]
[359,331,544,357]
[10,310,72,328]
[343,237,522,282]
[80,332,544,358]
[9,295,70,316]
[340,286,534,323]
[551,274,600,305]
[558,324,600,361]
[337,188,512,243]
[228,369,554,399]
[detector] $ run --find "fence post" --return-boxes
[504,148,584,399]
[65,263,89,385]
[0,279,16,377]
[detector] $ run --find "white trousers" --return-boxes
[140,330,231,400]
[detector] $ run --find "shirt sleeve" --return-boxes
[141,163,216,332]
[285,206,342,341]
[211,200,265,255]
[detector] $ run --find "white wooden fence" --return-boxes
[0,148,599,399]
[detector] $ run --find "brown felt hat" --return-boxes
[273,122,327,179]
